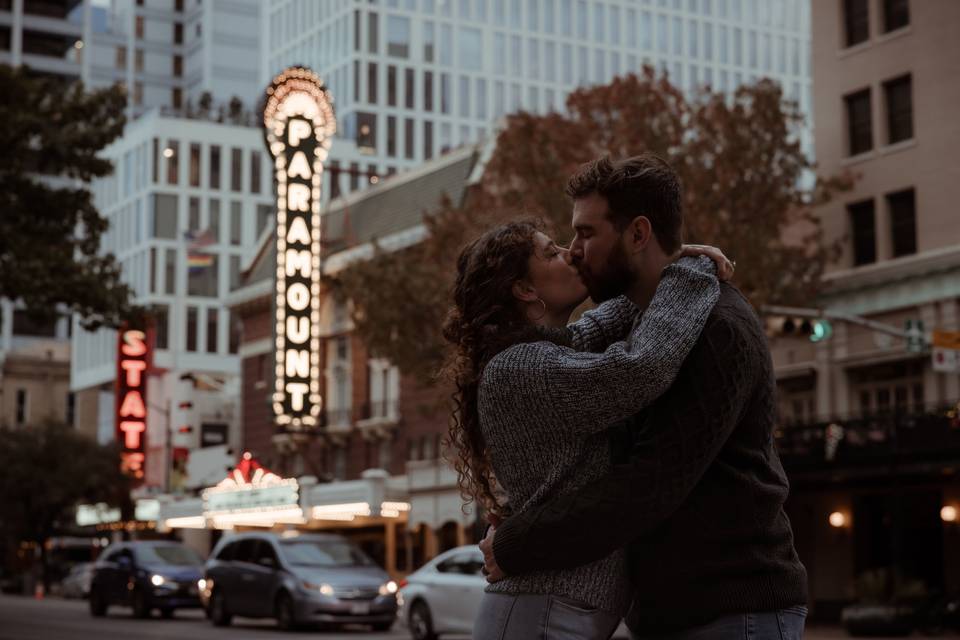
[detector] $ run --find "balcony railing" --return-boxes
[776,403,960,472]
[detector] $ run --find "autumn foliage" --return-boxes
[337,68,853,382]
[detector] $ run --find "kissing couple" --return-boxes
[442,154,808,639]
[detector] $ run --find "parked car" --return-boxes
[398,545,486,640]
[201,531,397,631]
[397,545,632,640]
[61,562,94,599]
[88,541,205,618]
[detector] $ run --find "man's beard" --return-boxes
[577,243,634,303]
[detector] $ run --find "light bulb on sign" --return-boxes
[942,505,958,523]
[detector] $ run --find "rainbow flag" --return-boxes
[187,252,214,270]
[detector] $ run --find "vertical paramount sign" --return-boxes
[262,67,336,430]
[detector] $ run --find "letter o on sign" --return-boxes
[286,283,310,311]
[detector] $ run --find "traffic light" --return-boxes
[765,316,832,343]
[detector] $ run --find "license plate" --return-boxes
[350,602,370,615]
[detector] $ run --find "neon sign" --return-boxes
[262,67,336,430]
[116,327,150,482]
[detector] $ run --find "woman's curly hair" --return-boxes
[441,220,565,517]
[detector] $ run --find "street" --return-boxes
[5,594,958,639]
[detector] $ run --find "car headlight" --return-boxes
[150,574,166,587]
[378,580,398,596]
[302,581,334,596]
[197,578,207,591]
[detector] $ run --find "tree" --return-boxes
[338,68,853,381]
[0,422,133,590]
[0,65,137,329]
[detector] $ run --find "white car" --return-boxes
[398,545,631,639]
[398,545,485,639]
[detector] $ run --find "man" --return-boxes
[480,154,808,638]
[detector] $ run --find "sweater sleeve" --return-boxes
[491,312,760,575]
[482,256,719,435]
[565,296,639,353]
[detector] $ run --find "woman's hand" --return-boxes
[679,244,735,281]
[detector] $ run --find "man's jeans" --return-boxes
[629,606,807,640]
[474,592,622,640]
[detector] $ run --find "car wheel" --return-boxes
[410,601,437,640]
[160,607,174,619]
[209,589,232,627]
[132,588,151,619]
[88,588,107,617]
[275,591,298,631]
[372,620,394,632]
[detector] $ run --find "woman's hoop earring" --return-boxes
[530,298,548,321]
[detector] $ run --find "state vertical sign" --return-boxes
[262,67,336,431]
[116,327,151,483]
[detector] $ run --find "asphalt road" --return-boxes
[0,594,444,640]
[5,594,953,639]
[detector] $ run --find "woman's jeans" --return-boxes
[629,606,808,640]
[474,592,622,640]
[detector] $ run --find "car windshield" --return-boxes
[134,545,203,566]
[280,540,374,568]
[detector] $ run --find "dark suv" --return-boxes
[201,531,397,631]
[89,541,204,619]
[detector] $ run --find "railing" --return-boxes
[776,403,960,471]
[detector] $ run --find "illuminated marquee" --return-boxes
[262,66,336,430]
[201,453,304,527]
[116,328,150,482]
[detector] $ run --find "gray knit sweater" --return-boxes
[478,256,720,615]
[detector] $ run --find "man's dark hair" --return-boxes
[565,153,683,254]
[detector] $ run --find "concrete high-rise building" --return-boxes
[770,0,960,620]
[81,0,262,120]
[262,0,813,179]
[0,0,86,80]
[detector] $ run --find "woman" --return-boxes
[442,221,731,639]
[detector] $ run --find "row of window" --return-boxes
[148,303,240,355]
[114,46,183,75]
[153,138,265,194]
[849,187,916,267]
[844,74,912,156]
[843,0,909,48]
[9,390,74,428]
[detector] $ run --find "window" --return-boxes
[404,68,415,109]
[154,305,169,349]
[357,112,377,151]
[387,65,397,106]
[116,46,126,69]
[149,247,157,293]
[186,307,198,351]
[188,197,200,231]
[404,118,414,159]
[459,27,482,71]
[188,255,218,296]
[888,189,916,257]
[152,194,178,239]
[367,11,378,53]
[230,201,242,245]
[476,78,487,119]
[439,24,452,66]
[250,151,261,194]
[209,199,220,242]
[843,0,869,47]
[845,88,872,156]
[423,21,434,62]
[883,0,909,32]
[386,15,409,57]
[387,116,397,157]
[230,255,242,291]
[174,22,183,44]
[15,389,27,426]
[848,200,876,266]
[459,76,470,117]
[173,54,183,77]
[424,70,434,111]
[134,48,144,72]
[135,15,144,38]
[884,75,912,144]
[230,147,242,192]
[424,121,433,160]
[165,248,177,294]
[206,309,218,353]
[256,204,272,237]
[172,88,182,110]
[440,73,450,114]
[367,62,378,104]
[189,143,200,187]
[209,145,221,189]
[166,140,179,184]
[228,312,240,354]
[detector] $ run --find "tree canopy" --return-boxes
[338,68,853,382]
[0,65,136,329]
